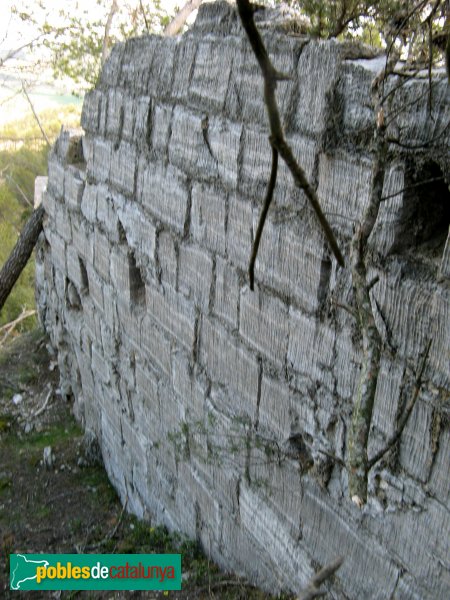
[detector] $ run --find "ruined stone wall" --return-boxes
[36,2,450,598]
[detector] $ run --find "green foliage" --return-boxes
[271,0,449,66]
[0,105,81,333]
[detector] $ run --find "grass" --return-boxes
[0,104,82,335]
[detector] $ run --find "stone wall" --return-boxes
[36,2,450,598]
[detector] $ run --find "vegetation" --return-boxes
[0,105,81,336]
[0,329,295,598]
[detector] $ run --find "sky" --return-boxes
[0,1,185,124]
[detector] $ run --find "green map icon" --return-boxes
[10,554,49,590]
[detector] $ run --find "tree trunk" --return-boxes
[164,0,203,37]
[0,205,44,313]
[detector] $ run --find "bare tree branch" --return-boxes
[164,0,203,37]
[21,82,50,148]
[297,556,344,600]
[236,0,345,278]
[249,144,278,290]
[101,0,119,67]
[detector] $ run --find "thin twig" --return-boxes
[84,497,128,551]
[332,299,358,320]
[381,175,445,202]
[139,0,150,32]
[21,83,50,148]
[237,0,345,278]
[318,449,346,467]
[249,145,278,290]
[367,338,432,470]
[32,388,53,419]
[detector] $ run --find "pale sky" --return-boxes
[0,1,199,124]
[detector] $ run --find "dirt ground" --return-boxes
[0,329,294,600]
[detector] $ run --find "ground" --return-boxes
[0,328,293,600]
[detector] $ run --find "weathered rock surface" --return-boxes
[36,2,450,598]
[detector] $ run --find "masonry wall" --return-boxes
[36,2,450,598]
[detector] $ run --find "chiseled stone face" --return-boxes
[36,2,450,598]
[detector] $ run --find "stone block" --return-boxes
[80,183,97,223]
[168,106,218,180]
[333,329,360,400]
[227,192,254,270]
[191,182,227,256]
[214,257,239,329]
[72,219,94,264]
[117,201,156,261]
[47,154,65,200]
[99,42,125,88]
[208,117,242,191]
[287,308,335,389]
[172,38,198,100]
[147,37,176,98]
[368,359,404,457]
[256,219,331,314]
[428,426,450,505]
[372,268,435,361]
[171,352,206,421]
[93,229,111,282]
[110,141,137,196]
[134,96,151,148]
[239,127,273,199]
[64,166,85,211]
[199,317,260,411]
[239,483,315,590]
[80,89,105,134]
[55,203,72,242]
[157,231,177,287]
[118,36,156,93]
[429,288,450,389]
[190,38,234,112]
[86,266,104,312]
[399,400,433,483]
[292,40,342,137]
[301,483,399,599]
[49,231,66,274]
[91,345,110,384]
[178,244,213,311]
[240,286,289,368]
[67,246,88,293]
[90,138,112,183]
[258,376,295,440]
[317,150,373,238]
[373,499,449,598]
[141,316,172,378]
[151,103,172,155]
[146,282,196,353]
[138,159,189,233]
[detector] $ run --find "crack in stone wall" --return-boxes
[36,2,450,598]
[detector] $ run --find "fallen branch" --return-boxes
[0,309,36,345]
[297,556,344,600]
[236,0,345,287]
[367,338,432,470]
[32,388,53,419]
